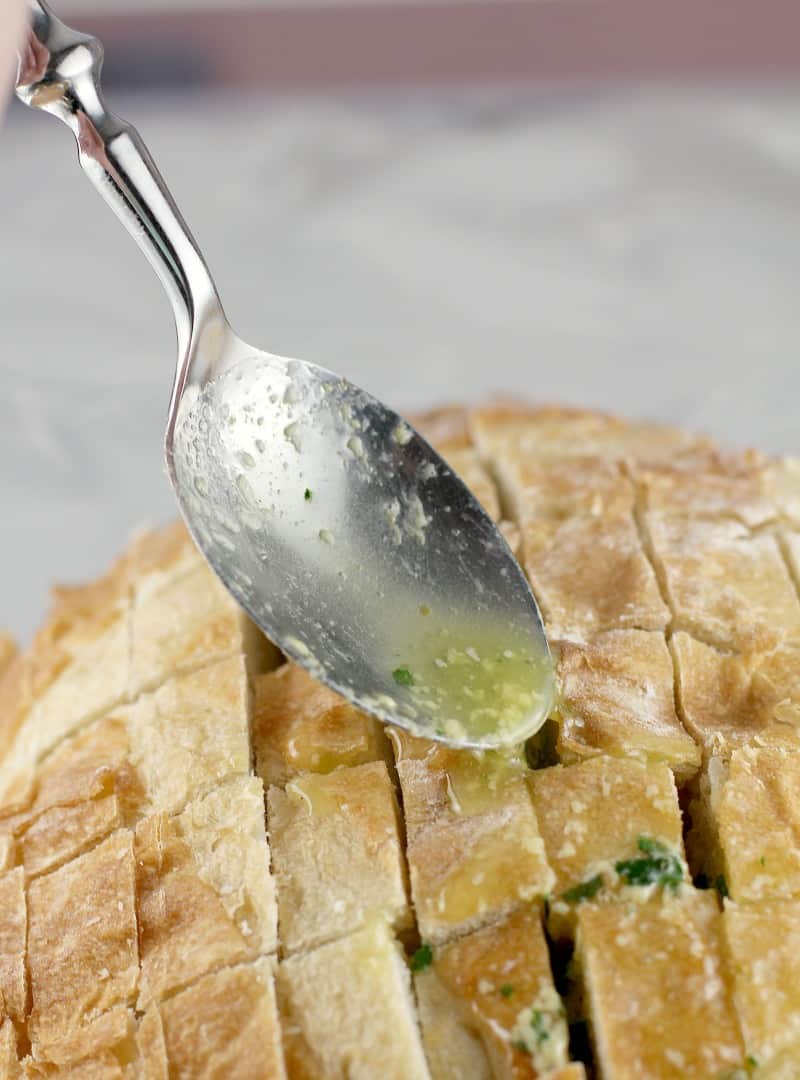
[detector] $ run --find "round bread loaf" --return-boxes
[1,405,799,1079]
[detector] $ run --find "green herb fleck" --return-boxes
[746,1055,759,1069]
[636,836,661,853]
[410,943,433,972]
[304,488,312,501]
[563,874,604,904]
[500,984,514,998]
[760,855,766,867]
[530,1010,550,1045]
[615,837,683,891]
[512,1040,528,1054]
[392,666,414,687]
[715,874,729,899]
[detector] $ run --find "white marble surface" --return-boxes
[2,83,800,639]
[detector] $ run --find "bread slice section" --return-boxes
[415,908,571,1079]
[392,732,553,945]
[157,957,286,1080]
[277,919,429,1080]
[529,755,686,940]
[253,662,389,790]
[575,890,745,1079]
[687,747,800,902]
[553,631,700,782]
[268,760,410,955]
[723,899,800,1073]
[26,831,139,1065]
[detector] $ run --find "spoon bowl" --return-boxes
[16,1,554,747]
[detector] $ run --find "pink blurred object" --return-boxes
[1,0,28,102]
[64,0,800,89]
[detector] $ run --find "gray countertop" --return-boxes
[2,83,799,640]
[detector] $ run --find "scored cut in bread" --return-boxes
[2,403,800,1077]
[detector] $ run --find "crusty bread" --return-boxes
[2,403,800,1077]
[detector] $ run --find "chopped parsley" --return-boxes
[410,943,433,971]
[512,1040,528,1053]
[500,984,514,998]
[746,1055,759,1069]
[715,874,729,899]
[636,836,660,853]
[563,874,604,904]
[392,666,414,687]
[529,1010,550,1046]
[304,488,312,501]
[615,836,683,891]
[760,855,766,867]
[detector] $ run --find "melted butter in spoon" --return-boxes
[175,356,553,749]
[386,615,552,745]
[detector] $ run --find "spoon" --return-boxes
[15,1,553,748]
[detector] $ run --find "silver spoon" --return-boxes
[15,1,553,748]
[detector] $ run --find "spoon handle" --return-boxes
[15,1,223,372]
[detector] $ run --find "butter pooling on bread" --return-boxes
[2,404,800,1077]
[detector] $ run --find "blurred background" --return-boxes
[2,0,800,638]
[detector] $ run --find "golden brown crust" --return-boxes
[268,761,410,955]
[19,1005,136,1078]
[6,410,800,1075]
[175,776,278,957]
[128,656,251,818]
[672,633,800,759]
[647,516,800,652]
[722,899,800,1070]
[0,655,31,777]
[158,959,286,1080]
[486,427,673,640]
[27,832,139,1064]
[410,406,472,451]
[4,603,129,792]
[0,1019,21,1080]
[126,521,199,588]
[415,969,491,1080]
[0,870,26,1023]
[419,909,569,1079]
[766,459,800,528]
[630,450,776,527]
[133,813,252,1008]
[554,631,700,781]
[704,748,800,903]
[393,735,553,944]
[577,890,744,1079]
[470,404,710,466]
[135,1006,168,1080]
[129,563,251,699]
[529,756,686,939]
[442,447,501,522]
[521,515,670,638]
[253,663,389,789]
[0,639,17,686]
[0,834,15,876]
[22,796,122,879]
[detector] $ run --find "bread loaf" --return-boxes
[2,405,800,1078]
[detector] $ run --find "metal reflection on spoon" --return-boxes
[16,1,553,747]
